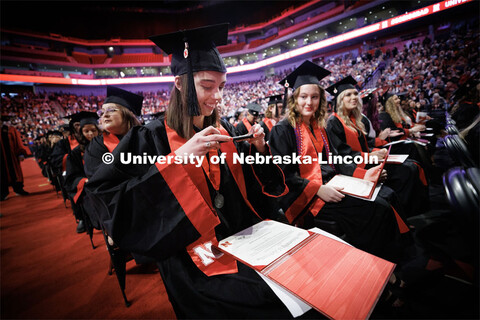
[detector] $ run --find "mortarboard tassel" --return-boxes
[183,37,201,116]
[282,81,289,115]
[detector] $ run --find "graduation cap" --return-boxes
[104,86,144,116]
[46,130,62,139]
[379,88,393,106]
[59,124,71,133]
[246,103,262,117]
[359,88,378,104]
[278,60,331,113]
[149,23,229,116]
[267,94,283,104]
[267,94,283,116]
[76,111,99,128]
[325,76,358,100]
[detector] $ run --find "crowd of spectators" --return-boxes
[1,29,478,147]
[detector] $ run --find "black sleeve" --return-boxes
[85,124,201,260]
[326,116,363,158]
[378,112,406,140]
[64,146,86,199]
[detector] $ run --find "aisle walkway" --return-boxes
[1,158,176,319]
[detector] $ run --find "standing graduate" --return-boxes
[0,115,29,200]
[84,23,305,319]
[83,86,143,179]
[235,102,261,135]
[269,61,409,261]
[326,77,429,217]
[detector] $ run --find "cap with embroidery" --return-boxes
[325,76,358,99]
[279,60,331,90]
[104,86,144,116]
[149,23,229,116]
[278,60,331,114]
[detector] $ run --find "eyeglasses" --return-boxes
[97,108,119,117]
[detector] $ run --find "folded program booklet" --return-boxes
[215,220,395,320]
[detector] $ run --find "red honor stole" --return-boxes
[298,122,326,217]
[69,135,79,151]
[263,118,275,131]
[102,132,120,153]
[242,117,253,131]
[333,113,369,168]
[164,123,241,276]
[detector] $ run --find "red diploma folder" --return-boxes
[215,220,395,319]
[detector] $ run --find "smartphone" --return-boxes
[232,133,254,142]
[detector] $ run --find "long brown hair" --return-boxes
[166,74,218,139]
[287,84,327,128]
[336,89,366,134]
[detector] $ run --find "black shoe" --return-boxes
[14,189,30,196]
[0,195,7,201]
[76,220,86,233]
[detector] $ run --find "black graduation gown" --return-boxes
[269,119,406,262]
[364,115,428,164]
[49,138,71,174]
[235,119,252,135]
[327,115,429,217]
[84,135,112,179]
[260,119,275,142]
[64,146,85,200]
[85,118,297,319]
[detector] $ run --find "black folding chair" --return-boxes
[443,135,476,168]
[83,190,133,307]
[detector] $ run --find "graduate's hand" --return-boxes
[174,126,232,158]
[389,130,403,137]
[317,185,345,203]
[365,165,387,182]
[378,128,391,140]
[411,131,421,138]
[247,124,266,154]
[370,148,387,161]
[412,124,426,132]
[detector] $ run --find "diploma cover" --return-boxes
[215,220,395,320]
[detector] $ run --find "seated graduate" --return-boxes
[49,113,83,177]
[260,94,283,142]
[268,60,409,261]
[326,77,429,218]
[360,88,404,148]
[361,89,432,169]
[379,92,426,141]
[64,112,101,232]
[235,102,261,135]
[85,23,303,319]
[83,86,143,179]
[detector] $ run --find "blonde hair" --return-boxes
[287,85,327,128]
[265,104,274,119]
[385,96,402,124]
[336,89,366,134]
